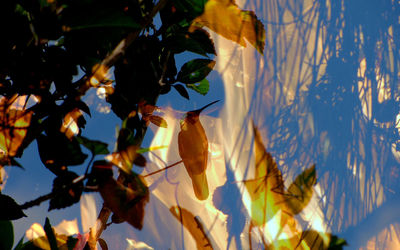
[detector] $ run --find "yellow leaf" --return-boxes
[190,0,266,54]
[0,97,32,157]
[244,126,285,226]
[170,206,213,250]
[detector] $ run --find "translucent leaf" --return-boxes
[170,206,213,249]
[149,115,168,128]
[285,165,317,215]
[76,136,109,155]
[106,145,146,173]
[243,126,285,226]
[187,78,210,95]
[190,0,266,54]
[177,59,215,84]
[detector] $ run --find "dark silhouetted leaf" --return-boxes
[44,218,58,250]
[149,115,168,128]
[177,59,215,84]
[166,29,216,56]
[173,84,190,99]
[328,235,347,249]
[76,136,109,155]
[0,194,26,220]
[98,238,108,250]
[173,0,207,20]
[0,220,14,250]
[187,78,210,95]
[49,171,83,211]
[76,100,91,117]
[133,153,147,167]
[99,174,149,230]
[170,206,213,249]
[285,165,317,215]
[67,236,78,250]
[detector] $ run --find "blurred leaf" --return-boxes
[166,29,216,56]
[190,0,265,54]
[76,136,109,155]
[170,206,213,249]
[37,133,88,174]
[14,236,25,250]
[49,171,83,211]
[0,220,14,250]
[0,101,33,157]
[243,126,285,226]
[60,108,85,140]
[106,145,147,173]
[133,153,147,167]
[173,84,190,99]
[173,0,207,20]
[98,238,108,250]
[99,174,149,230]
[285,165,316,215]
[328,235,347,249]
[0,156,24,169]
[67,236,78,250]
[149,115,168,128]
[64,9,140,31]
[0,194,26,220]
[44,218,59,250]
[187,78,210,95]
[75,100,91,117]
[177,59,215,84]
[136,145,168,154]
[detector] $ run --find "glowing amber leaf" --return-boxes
[178,102,217,200]
[170,206,213,249]
[0,102,32,157]
[105,145,146,173]
[60,108,83,140]
[285,165,316,215]
[244,126,285,226]
[90,64,111,87]
[190,0,266,54]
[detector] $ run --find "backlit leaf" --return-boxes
[177,59,215,84]
[76,136,109,155]
[60,108,84,140]
[106,145,147,173]
[285,165,317,215]
[149,115,168,128]
[190,0,266,54]
[0,194,26,220]
[170,206,213,249]
[243,126,285,226]
[187,78,210,95]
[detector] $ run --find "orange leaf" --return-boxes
[60,108,83,140]
[170,206,213,249]
[105,145,145,173]
[190,0,266,54]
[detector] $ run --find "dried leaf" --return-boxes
[190,0,265,54]
[170,206,213,249]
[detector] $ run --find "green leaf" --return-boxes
[328,235,348,249]
[0,220,14,250]
[166,29,216,56]
[14,236,25,250]
[173,0,207,20]
[177,59,215,84]
[76,136,109,155]
[49,172,83,211]
[0,194,26,220]
[285,165,317,215]
[44,218,58,250]
[173,84,190,99]
[64,9,141,31]
[187,78,210,95]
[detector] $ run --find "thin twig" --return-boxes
[143,160,183,178]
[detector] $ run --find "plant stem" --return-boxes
[143,160,183,177]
